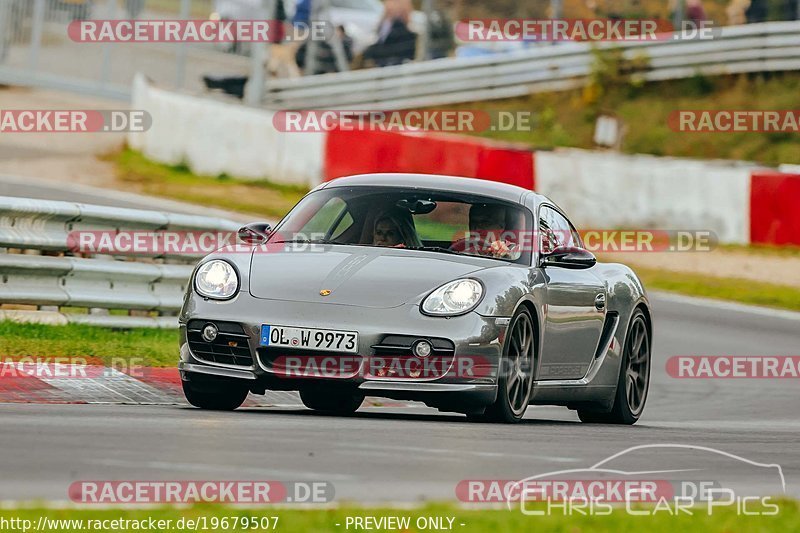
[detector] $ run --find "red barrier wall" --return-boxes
[750,171,800,246]
[324,129,535,190]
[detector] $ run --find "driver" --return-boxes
[451,204,515,258]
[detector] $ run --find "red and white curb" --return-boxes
[0,364,403,408]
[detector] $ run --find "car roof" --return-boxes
[321,173,545,205]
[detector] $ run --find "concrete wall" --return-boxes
[129,75,324,187]
[534,149,755,244]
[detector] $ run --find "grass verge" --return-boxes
[103,148,307,220]
[459,72,800,166]
[718,243,800,258]
[633,267,800,312]
[0,501,797,532]
[0,322,177,367]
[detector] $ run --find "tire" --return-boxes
[182,379,249,411]
[476,308,536,423]
[578,309,650,425]
[300,388,364,415]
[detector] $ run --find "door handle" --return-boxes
[594,293,606,310]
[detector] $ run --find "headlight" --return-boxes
[421,279,483,316]
[194,260,239,300]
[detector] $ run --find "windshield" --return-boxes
[270,186,533,265]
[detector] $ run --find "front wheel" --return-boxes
[182,379,249,411]
[578,309,650,425]
[474,308,536,423]
[300,388,364,415]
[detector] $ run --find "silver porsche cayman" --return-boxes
[179,173,652,424]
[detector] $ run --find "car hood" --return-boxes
[248,245,493,308]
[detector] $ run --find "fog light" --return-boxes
[414,340,432,358]
[202,323,218,342]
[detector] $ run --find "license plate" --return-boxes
[260,325,358,354]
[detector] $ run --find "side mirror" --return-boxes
[541,246,597,269]
[237,222,272,245]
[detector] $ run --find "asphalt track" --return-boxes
[1,293,798,504]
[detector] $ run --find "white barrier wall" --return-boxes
[535,149,755,244]
[128,75,324,187]
[127,77,761,244]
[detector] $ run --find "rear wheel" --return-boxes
[182,378,249,411]
[578,309,650,424]
[473,308,536,423]
[300,388,364,415]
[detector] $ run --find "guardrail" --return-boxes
[263,21,800,110]
[0,196,241,328]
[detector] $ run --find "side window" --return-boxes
[330,211,354,240]
[300,197,350,237]
[538,210,558,255]
[539,207,580,253]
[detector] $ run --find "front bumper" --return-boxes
[178,293,506,406]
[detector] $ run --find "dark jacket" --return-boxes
[363,19,417,67]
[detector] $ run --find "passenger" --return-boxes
[372,208,422,248]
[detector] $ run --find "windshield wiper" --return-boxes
[273,239,347,245]
[406,246,461,255]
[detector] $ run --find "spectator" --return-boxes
[426,6,455,59]
[726,0,750,24]
[745,0,768,21]
[293,0,311,27]
[363,0,417,67]
[686,0,708,25]
[296,25,354,75]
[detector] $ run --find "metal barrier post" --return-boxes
[322,0,350,72]
[28,0,46,70]
[245,0,275,105]
[175,0,192,89]
[304,0,320,75]
[672,0,684,31]
[100,0,116,84]
[416,0,433,61]
[550,0,563,19]
[0,0,10,62]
